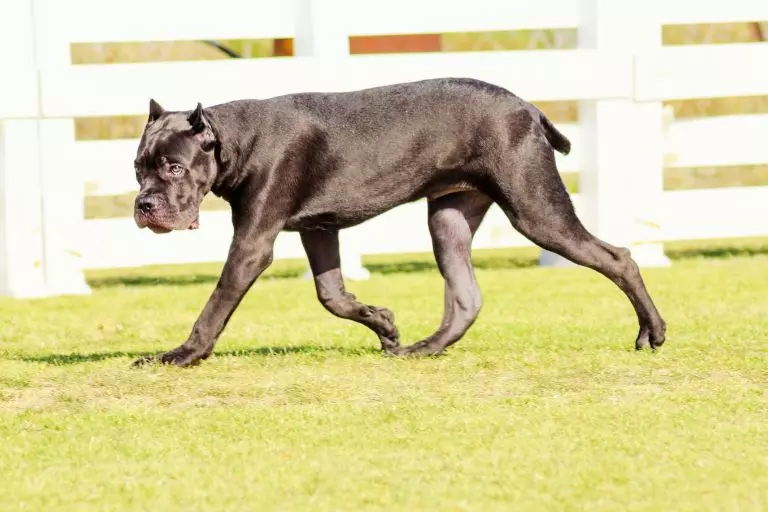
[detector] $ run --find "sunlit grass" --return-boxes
[1,248,766,510]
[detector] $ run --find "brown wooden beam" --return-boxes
[350,33,441,54]
[272,34,441,56]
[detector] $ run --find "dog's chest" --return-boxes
[284,209,369,232]
[425,183,477,200]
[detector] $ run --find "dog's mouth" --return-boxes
[136,212,200,233]
[147,224,173,234]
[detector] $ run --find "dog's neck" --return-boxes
[203,105,257,201]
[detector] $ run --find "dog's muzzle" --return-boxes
[134,194,199,232]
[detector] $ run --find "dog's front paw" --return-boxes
[386,340,445,358]
[372,307,400,352]
[378,324,400,352]
[379,334,400,353]
[131,346,209,368]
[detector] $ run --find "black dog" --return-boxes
[132,77,666,367]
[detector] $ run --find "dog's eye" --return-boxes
[168,164,184,176]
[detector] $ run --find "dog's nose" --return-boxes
[137,196,156,214]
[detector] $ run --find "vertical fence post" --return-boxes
[31,0,92,295]
[0,0,48,298]
[294,0,371,280]
[542,0,670,267]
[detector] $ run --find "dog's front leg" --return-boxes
[133,218,282,368]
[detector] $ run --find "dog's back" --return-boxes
[241,78,567,228]
[265,77,569,156]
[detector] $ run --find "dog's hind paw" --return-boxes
[635,324,666,351]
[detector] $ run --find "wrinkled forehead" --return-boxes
[136,114,196,165]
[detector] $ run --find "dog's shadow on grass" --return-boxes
[87,269,303,288]
[16,345,380,366]
[86,241,768,289]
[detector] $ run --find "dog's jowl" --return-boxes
[131,77,666,367]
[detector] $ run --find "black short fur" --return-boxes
[131,77,666,367]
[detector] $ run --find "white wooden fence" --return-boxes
[1,0,767,297]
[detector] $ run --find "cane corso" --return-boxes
[131,77,666,367]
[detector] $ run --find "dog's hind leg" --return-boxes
[301,230,400,351]
[395,191,492,356]
[490,133,666,350]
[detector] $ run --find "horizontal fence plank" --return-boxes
[82,111,768,199]
[635,43,768,101]
[82,212,303,270]
[79,111,768,198]
[80,185,768,270]
[657,186,768,241]
[657,0,768,25]
[35,0,294,43]
[340,201,574,255]
[666,114,768,168]
[344,0,579,36]
[41,50,632,118]
[555,124,580,173]
[76,123,580,198]
[29,0,768,45]
[76,140,138,196]
[80,202,540,270]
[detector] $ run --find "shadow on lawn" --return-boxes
[366,254,539,275]
[86,254,539,288]
[665,243,768,260]
[87,267,303,289]
[17,345,379,366]
[85,239,768,289]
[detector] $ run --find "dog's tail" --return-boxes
[539,113,571,155]
[532,108,571,156]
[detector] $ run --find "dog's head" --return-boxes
[133,100,217,234]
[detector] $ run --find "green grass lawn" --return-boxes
[1,246,767,511]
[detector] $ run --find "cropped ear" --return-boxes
[148,99,165,122]
[187,102,216,151]
[188,102,206,134]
